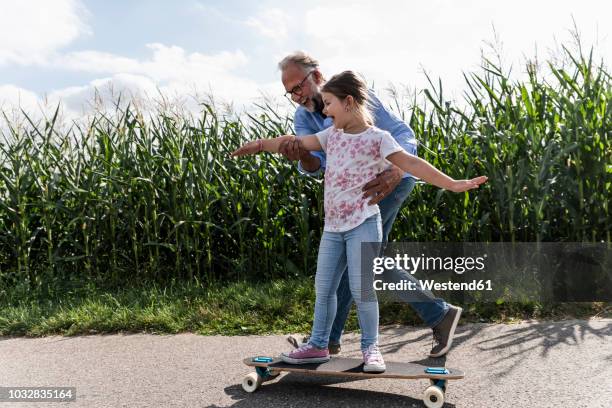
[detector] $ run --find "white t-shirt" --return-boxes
[315,126,405,232]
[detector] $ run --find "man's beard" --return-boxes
[311,94,324,115]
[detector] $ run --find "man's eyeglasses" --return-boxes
[284,70,314,97]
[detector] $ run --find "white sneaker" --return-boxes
[362,344,386,373]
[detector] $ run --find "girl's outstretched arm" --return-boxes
[386,151,488,193]
[231,135,321,157]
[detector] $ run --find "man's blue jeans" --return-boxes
[329,177,449,345]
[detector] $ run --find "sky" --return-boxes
[0,0,610,120]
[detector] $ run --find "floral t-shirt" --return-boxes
[315,126,405,232]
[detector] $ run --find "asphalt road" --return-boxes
[1,319,610,407]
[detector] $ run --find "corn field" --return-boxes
[0,46,610,290]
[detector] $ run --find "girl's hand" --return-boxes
[231,139,263,157]
[449,176,488,193]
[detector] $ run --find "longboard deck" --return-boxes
[244,356,464,380]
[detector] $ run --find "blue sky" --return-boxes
[0,0,610,119]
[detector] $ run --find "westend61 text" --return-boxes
[373,279,493,291]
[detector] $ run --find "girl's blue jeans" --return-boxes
[329,178,449,345]
[308,214,382,351]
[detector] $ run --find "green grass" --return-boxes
[1,279,608,337]
[0,278,316,336]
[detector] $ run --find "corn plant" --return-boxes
[0,44,609,292]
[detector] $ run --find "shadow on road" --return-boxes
[472,319,612,376]
[329,319,611,378]
[366,319,609,358]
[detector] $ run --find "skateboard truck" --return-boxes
[249,357,279,383]
[425,367,449,375]
[252,356,273,363]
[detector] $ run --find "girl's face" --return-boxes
[321,91,350,129]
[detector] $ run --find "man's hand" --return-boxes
[362,166,403,205]
[279,137,321,172]
[278,137,306,161]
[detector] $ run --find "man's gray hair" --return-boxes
[278,51,319,72]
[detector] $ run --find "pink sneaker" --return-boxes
[362,344,386,372]
[281,343,330,364]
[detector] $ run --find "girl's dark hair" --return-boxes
[321,70,373,125]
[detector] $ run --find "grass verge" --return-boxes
[0,277,609,337]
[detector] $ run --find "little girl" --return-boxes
[232,71,487,372]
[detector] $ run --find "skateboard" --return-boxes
[242,356,464,408]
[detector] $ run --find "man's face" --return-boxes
[281,63,323,113]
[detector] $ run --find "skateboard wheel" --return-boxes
[242,372,263,393]
[423,385,445,408]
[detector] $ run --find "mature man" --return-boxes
[278,51,461,357]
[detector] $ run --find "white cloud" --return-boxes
[0,84,41,113]
[141,44,250,82]
[301,0,611,102]
[0,85,69,137]
[57,51,140,73]
[0,0,89,65]
[56,46,190,79]
[47,74,159,115]
[245,8,290,42]
[0,45,284,122]
[49,44,267,110]
[55,44,250,83]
